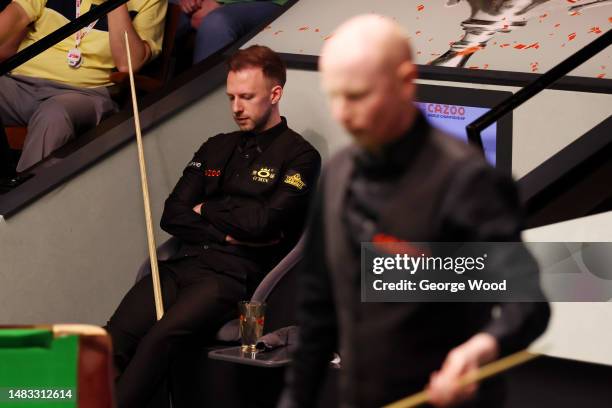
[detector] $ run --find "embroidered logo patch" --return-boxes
[252,167,276,183]
[204,169,221,177]
[283,173,306,190]
[188,161,202,168]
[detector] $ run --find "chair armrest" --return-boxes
[134,236,181,283]
[251,234,306,302]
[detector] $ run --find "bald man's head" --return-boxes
[321,14,413,74]
[320,15,418,151]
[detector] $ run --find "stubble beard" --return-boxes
[251,107,273,134]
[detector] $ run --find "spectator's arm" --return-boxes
[202,148,321,241]
[107,4,152,73]
[127,0,167,65]
[0,24,27,62]
[0,3,30,47]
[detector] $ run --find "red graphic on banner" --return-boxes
[457,45,483,56]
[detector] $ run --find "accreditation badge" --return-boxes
[67,48,82,68]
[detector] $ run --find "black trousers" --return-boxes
[106,254,253,408]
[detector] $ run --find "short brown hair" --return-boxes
[227,45,286,87]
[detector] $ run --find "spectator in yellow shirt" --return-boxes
[0,0,166,177]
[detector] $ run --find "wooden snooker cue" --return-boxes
[383,350,540,408]
[124,31,164,320]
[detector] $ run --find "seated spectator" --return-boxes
[0,0,166,179]
[175,0,287,64]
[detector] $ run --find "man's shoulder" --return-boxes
[204,131,240,145]
[191,131,240,158]
[325,145,356,168]
[276,127,321,164]
[402,126,491,183]
[426,127,513,198]
[280,127,317,151]
[427,127,485,165]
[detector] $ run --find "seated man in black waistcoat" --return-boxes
[281,15,549,408]
[105,45,321,408]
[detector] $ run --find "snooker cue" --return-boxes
[124,31,164,320]
[383,350,540,408]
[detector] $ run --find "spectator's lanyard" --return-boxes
[67,0,99,68]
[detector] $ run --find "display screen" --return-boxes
[416,102,497,166]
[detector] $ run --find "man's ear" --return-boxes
[270,84,283,105]
[396,61,417,100]
[397,61,416,87]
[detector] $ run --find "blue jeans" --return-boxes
[174,1,281,64]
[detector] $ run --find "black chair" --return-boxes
[136,235,306,408]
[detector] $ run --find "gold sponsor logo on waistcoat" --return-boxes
[252,167,276,183]
[283,173,306,190]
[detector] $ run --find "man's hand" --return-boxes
[193,202,203,215]
[179,0,203,14]
[190,0,221,29]
[426,333,499,407]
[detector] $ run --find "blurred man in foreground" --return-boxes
[283,15,549,408]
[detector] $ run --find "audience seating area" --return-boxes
[1,2,183,177]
